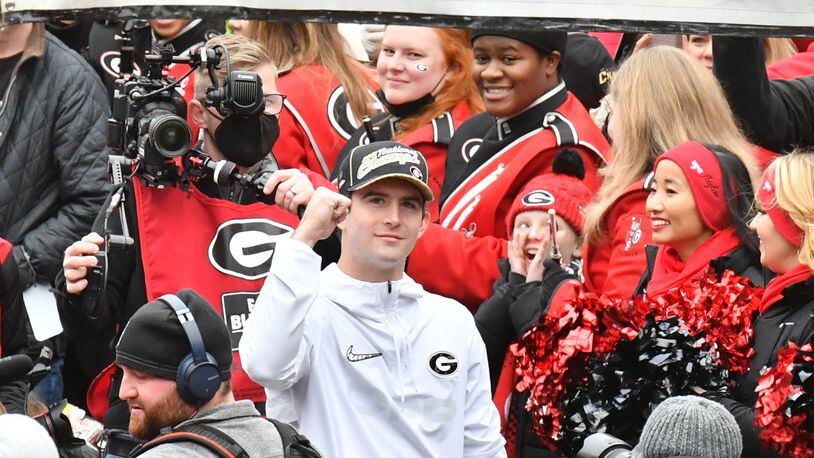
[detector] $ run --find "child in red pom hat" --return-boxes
[474,149,593,457]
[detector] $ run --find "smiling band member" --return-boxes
[334,25,483,220]
[240,141,506,457]
[406,28,610,309]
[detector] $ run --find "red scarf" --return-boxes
[647,227,743,298]
[760,263,814,313]
[0,238,11,355]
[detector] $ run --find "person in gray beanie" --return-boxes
[633,395,743,458]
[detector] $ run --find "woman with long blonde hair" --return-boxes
[707,152,814,456]
[333,25,483,219]
[581,45,759,299]
[243,21,378,177]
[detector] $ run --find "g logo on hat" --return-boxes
[522,190,555,206]
[208,218,293,280]
[409,166,424,181]
[428,351,459,377]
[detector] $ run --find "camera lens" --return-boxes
[149,113,191,158]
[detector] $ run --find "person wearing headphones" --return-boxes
[57,33,328,430]
[115,288,291,457]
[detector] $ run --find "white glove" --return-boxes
[360,24,386,62]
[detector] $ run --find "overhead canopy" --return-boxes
[3,0,814,36]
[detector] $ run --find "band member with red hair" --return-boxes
[335,25,483,220]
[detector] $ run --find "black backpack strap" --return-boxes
[268,418,322,458]
[129,424,248,458]
[633,245,660,298]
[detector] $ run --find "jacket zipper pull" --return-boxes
[387,280,392,294]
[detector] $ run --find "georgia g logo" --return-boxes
[460,138,482,163]
[522,190,555,206]
[208,218,293,280]
[327,87,382,140]
[428,351,459,378]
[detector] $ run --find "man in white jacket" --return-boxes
[240,141,506,457]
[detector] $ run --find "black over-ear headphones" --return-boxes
[157,294,222,407]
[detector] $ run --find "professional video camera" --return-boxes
[576,433,635,458]
[106,19,266,188]
[575,432,699,458]
[87,21,287,296]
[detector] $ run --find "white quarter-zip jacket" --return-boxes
[239,238,506,458]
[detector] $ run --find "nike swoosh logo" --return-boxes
[346,345,382,362]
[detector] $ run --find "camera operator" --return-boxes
[55,33,329,430]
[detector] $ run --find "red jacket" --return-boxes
[275,65,376,177]
[581,178,652,299]
[409,87,610,310]
[766,49,814,80]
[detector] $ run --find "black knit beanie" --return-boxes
[116,289,232,381]
[470,29,567,56]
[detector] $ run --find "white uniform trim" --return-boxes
[283,99,331,177]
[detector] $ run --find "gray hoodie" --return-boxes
[140,400,284,457]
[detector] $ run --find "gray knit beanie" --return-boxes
[634,395,742,458]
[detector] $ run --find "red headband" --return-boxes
[654,142,729,231]
[758,168,804,247]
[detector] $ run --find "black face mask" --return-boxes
[376,89,434,119]
[212,112,279,167]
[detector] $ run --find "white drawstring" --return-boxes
[382,288,406,404]
[393,312,418,397]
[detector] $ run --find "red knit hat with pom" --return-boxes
[505,149,593,236]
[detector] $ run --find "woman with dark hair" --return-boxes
[636,141,763,299]
[334,25,483,219]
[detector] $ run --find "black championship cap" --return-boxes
[336,141,434,202]
[116,289,233,381]
[471,29,567,56]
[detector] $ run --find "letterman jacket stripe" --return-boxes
[441,129,541,226]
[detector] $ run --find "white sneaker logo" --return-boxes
[346,345,382,362]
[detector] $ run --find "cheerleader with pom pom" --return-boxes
[716,152,814,458]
